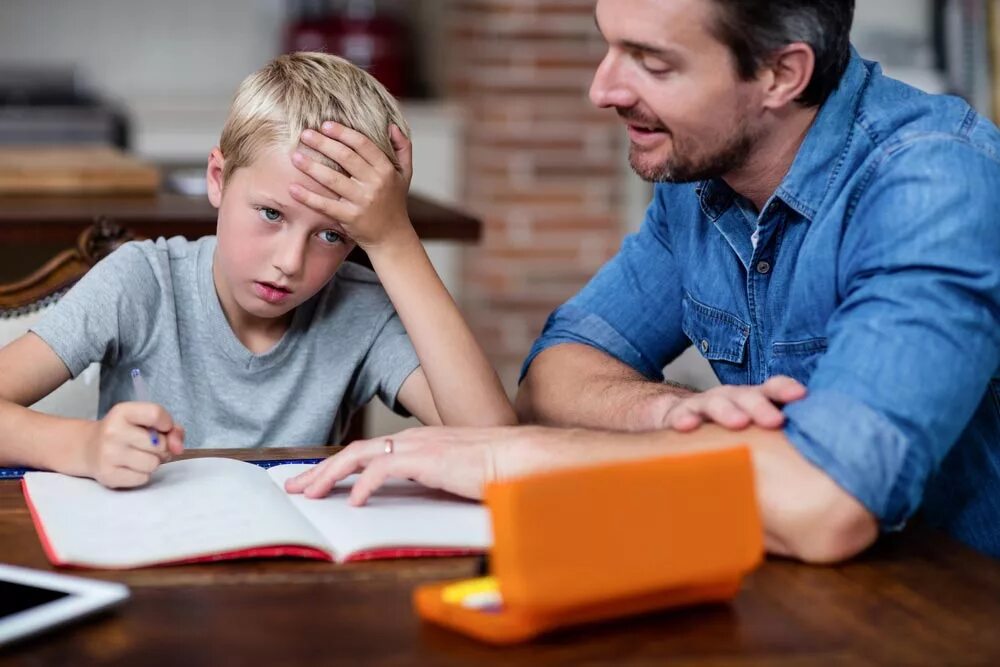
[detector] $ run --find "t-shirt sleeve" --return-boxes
[29,242,161,377]
[347,305,421,416]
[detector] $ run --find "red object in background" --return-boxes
[285,0,330,53]
[284,0,410,98]
[327,0,408,97]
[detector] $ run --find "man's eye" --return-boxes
[258,207,282,223]
[318,230,343,244]
[639,54,671,75]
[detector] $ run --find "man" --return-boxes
[287,0,1000,563]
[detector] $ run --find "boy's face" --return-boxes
[206,145,355,327]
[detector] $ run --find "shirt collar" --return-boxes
[774,48,871,220]
[697,48,871,222]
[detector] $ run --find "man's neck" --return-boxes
[722,106,819,212]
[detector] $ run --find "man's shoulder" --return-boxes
[857,66,1000,165]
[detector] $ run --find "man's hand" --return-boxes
[646,376,807,432]
[285,426,576,505]
[289,122,414,251]
[81,402,185,489]
[285,427,506,505]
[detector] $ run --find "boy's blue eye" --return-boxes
[258,207,282,223]
[318,230,343,245]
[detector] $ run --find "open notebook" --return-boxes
[21,458,491,569]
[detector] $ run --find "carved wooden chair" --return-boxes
[0,218,135,317]
[0,219,137,418]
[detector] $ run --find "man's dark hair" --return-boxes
[707,1,855,107]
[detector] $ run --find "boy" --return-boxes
[0,53,515,489]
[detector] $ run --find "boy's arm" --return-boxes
[0,332,87,471]
[370,230,513,426]
[0,333,183,485]
[291,122,516,427]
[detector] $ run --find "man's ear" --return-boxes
[760,43,815,111]
[206,147,226,209]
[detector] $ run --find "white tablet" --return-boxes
[0,564,129,647]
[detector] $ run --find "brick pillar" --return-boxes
[447,0,626,389]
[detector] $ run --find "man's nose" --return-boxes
[589,51,636,110]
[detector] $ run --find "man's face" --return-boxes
[590,0,764,183]
[207,145,355,327]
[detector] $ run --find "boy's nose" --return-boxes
[272,234,307,277]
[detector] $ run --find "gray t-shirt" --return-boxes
[31,236,420,447]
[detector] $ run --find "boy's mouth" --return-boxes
[253,281,292,304]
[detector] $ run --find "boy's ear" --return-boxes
[206,147,225,209]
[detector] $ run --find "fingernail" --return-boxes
[292,151,304,163]
[289,183,302,195]
[322,121,336,132]
[302,129,316,141]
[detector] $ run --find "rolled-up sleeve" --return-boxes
[783,137,1000,530]
[520,187,692,382]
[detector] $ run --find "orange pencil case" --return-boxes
[414,446,763,644]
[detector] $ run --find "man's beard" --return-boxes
[623,112,757,184]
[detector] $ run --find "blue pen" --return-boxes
[130,368,159,446]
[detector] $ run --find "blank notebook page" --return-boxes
[24,458,327,567]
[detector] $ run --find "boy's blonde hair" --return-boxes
[218,52,409,185]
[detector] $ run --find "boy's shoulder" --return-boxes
[101,235,211,272]
[333,260,381,286]
[308,260,394,327]
[85,235,214,309]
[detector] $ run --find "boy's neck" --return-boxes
[211,258,292,355]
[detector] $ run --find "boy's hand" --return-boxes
[82,402,185,489]
[290,122,415,252]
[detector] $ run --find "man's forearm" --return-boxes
[516,343,690,431]
[496,424,879,564]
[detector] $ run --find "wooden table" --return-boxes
[3,448,1000,666]
[0,192,481,244]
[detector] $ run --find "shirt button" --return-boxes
[756,260,771,274]
[700,339,710,353]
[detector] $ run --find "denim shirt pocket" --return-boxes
[681,293,750,366]
[769,338,828,383]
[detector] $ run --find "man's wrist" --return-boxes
[628,387,689,431]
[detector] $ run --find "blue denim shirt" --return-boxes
[522,52,1000,557]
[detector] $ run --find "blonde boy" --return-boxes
[0,53,515,488]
